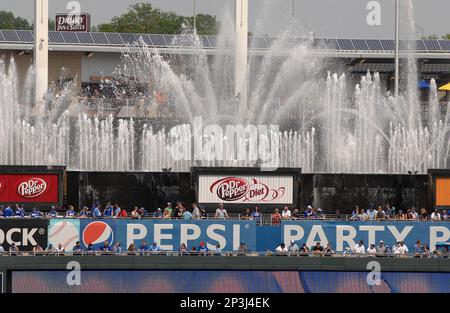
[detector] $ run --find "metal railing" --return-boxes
[1,250,448,259]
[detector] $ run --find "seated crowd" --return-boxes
[0,202,448,224]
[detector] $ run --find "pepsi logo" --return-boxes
[210,177,249,201]
[17,177,47,198]
[82,221,114,247]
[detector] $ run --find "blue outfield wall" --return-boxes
[47,219,450,252]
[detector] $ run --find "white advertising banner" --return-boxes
[198,174,294,204]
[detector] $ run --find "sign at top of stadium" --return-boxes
[55,13,90,32]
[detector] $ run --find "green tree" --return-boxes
[48,19,55,31]
[0,11,32,29]
[442,34,450,40]
[93,3,217,35]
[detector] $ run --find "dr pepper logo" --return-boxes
[210,177,285,202]
[17,177,47,198]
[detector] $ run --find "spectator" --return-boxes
[357,208,368,221]
[92,205,102,218]
[351,206,359,220]
[0,245,4,256]
[98,241,111,254]
[375,206,386,220]
[419,208,428,220]
[131,206,140,219]
[79,206,90,218]
[15,204,25,218]
[304,205,315,219]
[45,244,57,256]
[192,203,201,220]
[376,240,387,256]
[367,244,377,256]
[127,243,137,255]
[212,244,222,256]
[164,202,173,218]
[103,202,114,218]
[288,240,299,253]
[431,208,441,221]
[393,241,408,257]
[86,243,95,255]
[397,210,406,220]
[215,203,229,220]
[312,242,324,255]
[73,241,83,255]
[117,207,127,218]
[335,209,341,220]
[178,243,188,255]
[113,242,123,255]
[300,243,309,255]
[138,240,148,255]
[149,242,161,254]
[275,243,288,255]
[443,210,449,220]
[248,207,259,225]
[292,209,302,220]
[31,207,43,218]
[411,207,419,219]
[198,241,209,255]
[241,208,252,220]
[153,208,163,219]
[367,206,376,220]
[56,243,65,256]
[414,240,424,257]
[182,208,193,220]
[65,205,76,218]
[33,244,44,256]
[3,205,13,218]
[353,240,366,255]
[271,208,282,226]
[281,207,292,220]
[114,204,123,217]
[48,205,58,218]
[174,202,185,219]
[200,208,207,219]
[324,243,335,256]
[237,242,248,256]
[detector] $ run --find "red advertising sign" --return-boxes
[0,174,59,203]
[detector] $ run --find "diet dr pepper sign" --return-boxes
[199,175,294,204]
[0,174,59,203]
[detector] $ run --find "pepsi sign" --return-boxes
[79,220,256,251]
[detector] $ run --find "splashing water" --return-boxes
[0,1,449,173]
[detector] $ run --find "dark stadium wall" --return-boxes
[66,172,429,213]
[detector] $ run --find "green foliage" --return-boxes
[0,11,32,29]
[93,3,218,35]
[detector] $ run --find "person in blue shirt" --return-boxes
[138,240,148,255]
[104,203,114,217]
[149,242,161,253]
[3,205,14,217]
[73,241,83,255]
[15,204,25,217]
[198,241,209,254]
[48,206,58,218]
[153,208,162,219]
[114,204,122,217]
[98,241,111,254]
[92,205,102,218]
[86,243,95,255]
[31,207,43,218]
[138,207,148,217]
[182,208,193,220]
[252,207,262,225]
[79,206,89,218]
[112,241,123,255]
[65,205,76,218]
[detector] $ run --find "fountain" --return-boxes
[0,0,449,173]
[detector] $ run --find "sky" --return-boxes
[2,0,450,39]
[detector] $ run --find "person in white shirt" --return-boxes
[367,244,377,256]
[215,203,229,220]
[281,207,292,219]
[192,203,201,220]
[288,240,299,253]
[393,241,408,256]
[0,245,4,256]
[56,243,65,256]
[275,243,288,255]
[431,209,441,221]
[353,240,366,254]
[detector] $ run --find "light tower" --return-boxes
[235,0,248,112]
[34,0,49,107]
